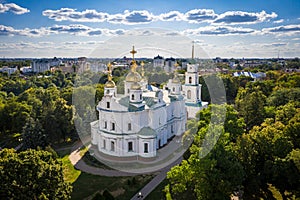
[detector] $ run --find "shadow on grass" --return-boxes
[81,151,113,170]
[71,172,155,200]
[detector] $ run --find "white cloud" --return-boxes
[183,26,256,36]
[42,8,108,22]
[0,3,29,15]
[108,10,156,25]
[0,24,126,37]
[184,9,217,23]
[43,8,156,25]
[159,11,184,21]
[262,24,300,36]
[213,10,277,25]
[0,25,48,37]
[273,19,284,24]
[42,8,278,25]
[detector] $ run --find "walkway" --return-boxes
[68,141,135,177]
[67,140,184,199]
[130,156,182,200]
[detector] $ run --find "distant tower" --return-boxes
[182,63,203,118]
[192,41,195,60]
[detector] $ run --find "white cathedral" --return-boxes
[91,46,208,159]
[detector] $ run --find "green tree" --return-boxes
[22,118,48,150]
[236,119,299,199]
[167,105,245,200]
[236,87,266,131]
[0,148,72,199]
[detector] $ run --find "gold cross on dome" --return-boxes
[107,62,112,81]
[107,62,112,72]
[130,46,137,60]
[174,62,179,67]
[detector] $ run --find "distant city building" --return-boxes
[164,57,176,73]
[153,55,164,69]
[0,66,18,75]
[20,66,32,73]
[32,57,61,73]
[62,57,90,73]
[233,71,266,81]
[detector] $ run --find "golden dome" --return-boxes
[131,82,141,90]
[105,80,116,88]
[172,76,180,83]
[126,71,142,82]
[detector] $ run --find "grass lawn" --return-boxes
[56,146,154,200]
[71,173,154,200]
[61,154,81,183]
[145,178,168,200]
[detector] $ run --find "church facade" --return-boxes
[91,47,207,159]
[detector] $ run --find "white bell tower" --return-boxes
[182,63,203,118]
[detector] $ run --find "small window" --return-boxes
[171,125,174,133]
[111,122,115,131]
[104,121,107,129]
[128,141,133,152]
[107,102,110,108]
[128,123,132,131]
[103,140,106,149]
[189,77,192,84]
[127,89,130,94]
[140,94,142,100]
[131,94,134,100]
[106,89,109,94]
[172,87,175,92]
[187,90,191,99]
[111,141,115,151]
[144,143,148,153]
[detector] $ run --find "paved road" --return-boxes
[68,142,136,177]
[130,157,182,200]
[67,141,183,199]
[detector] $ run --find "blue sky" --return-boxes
[0,0,300,58]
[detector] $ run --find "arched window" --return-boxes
[103,140,106,149]
[187,90,191,99]
[128,141,133,152]
[127,89,130,94]
[140,94,142,100]
[189,77,192,84]
[128,123,132,131]
[111,141,115,151]
[131,94,134,100]
[172,87,175,92]
[106,89,109,94]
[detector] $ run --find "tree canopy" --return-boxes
[0,148,72,199]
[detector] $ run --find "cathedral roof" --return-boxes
[165,57,175,61]
[172,76,180,83]
[138,127,156,136]
[131,81,142,90]
[126,46,142,82]
[104,80,116,88]
[126,71,142,82]
[154,55,163,59]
